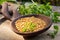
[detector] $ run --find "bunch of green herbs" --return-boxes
[18,3,60,23]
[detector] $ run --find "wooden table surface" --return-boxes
[0,15,60,40]
[0,3,60,40]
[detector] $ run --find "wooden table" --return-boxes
[0,14,60,40]
[0,3,60,40]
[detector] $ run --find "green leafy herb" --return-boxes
[18,3,52,15]
[18,2,60,23]
[29,22,36,31]
[54,25,59,31]
[22,27,27,32]
[48,25,59,38]
[52,12,60,23]
[0,0,7,5]
[0,0,16,5]
[22,22,36,32]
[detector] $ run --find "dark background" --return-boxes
[17,0,60,6]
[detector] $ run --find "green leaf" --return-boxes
[22,22,36,32]
[54,12,60,16]
[54,25,59,31]
[22,27,27,32]
[0,0,7,4]
[0,0,16,5]
[29,22,36,31]
[52,14,60,23]
[48,25,59,39]
[49,32,55,38]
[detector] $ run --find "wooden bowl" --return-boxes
[11,14,52,38]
